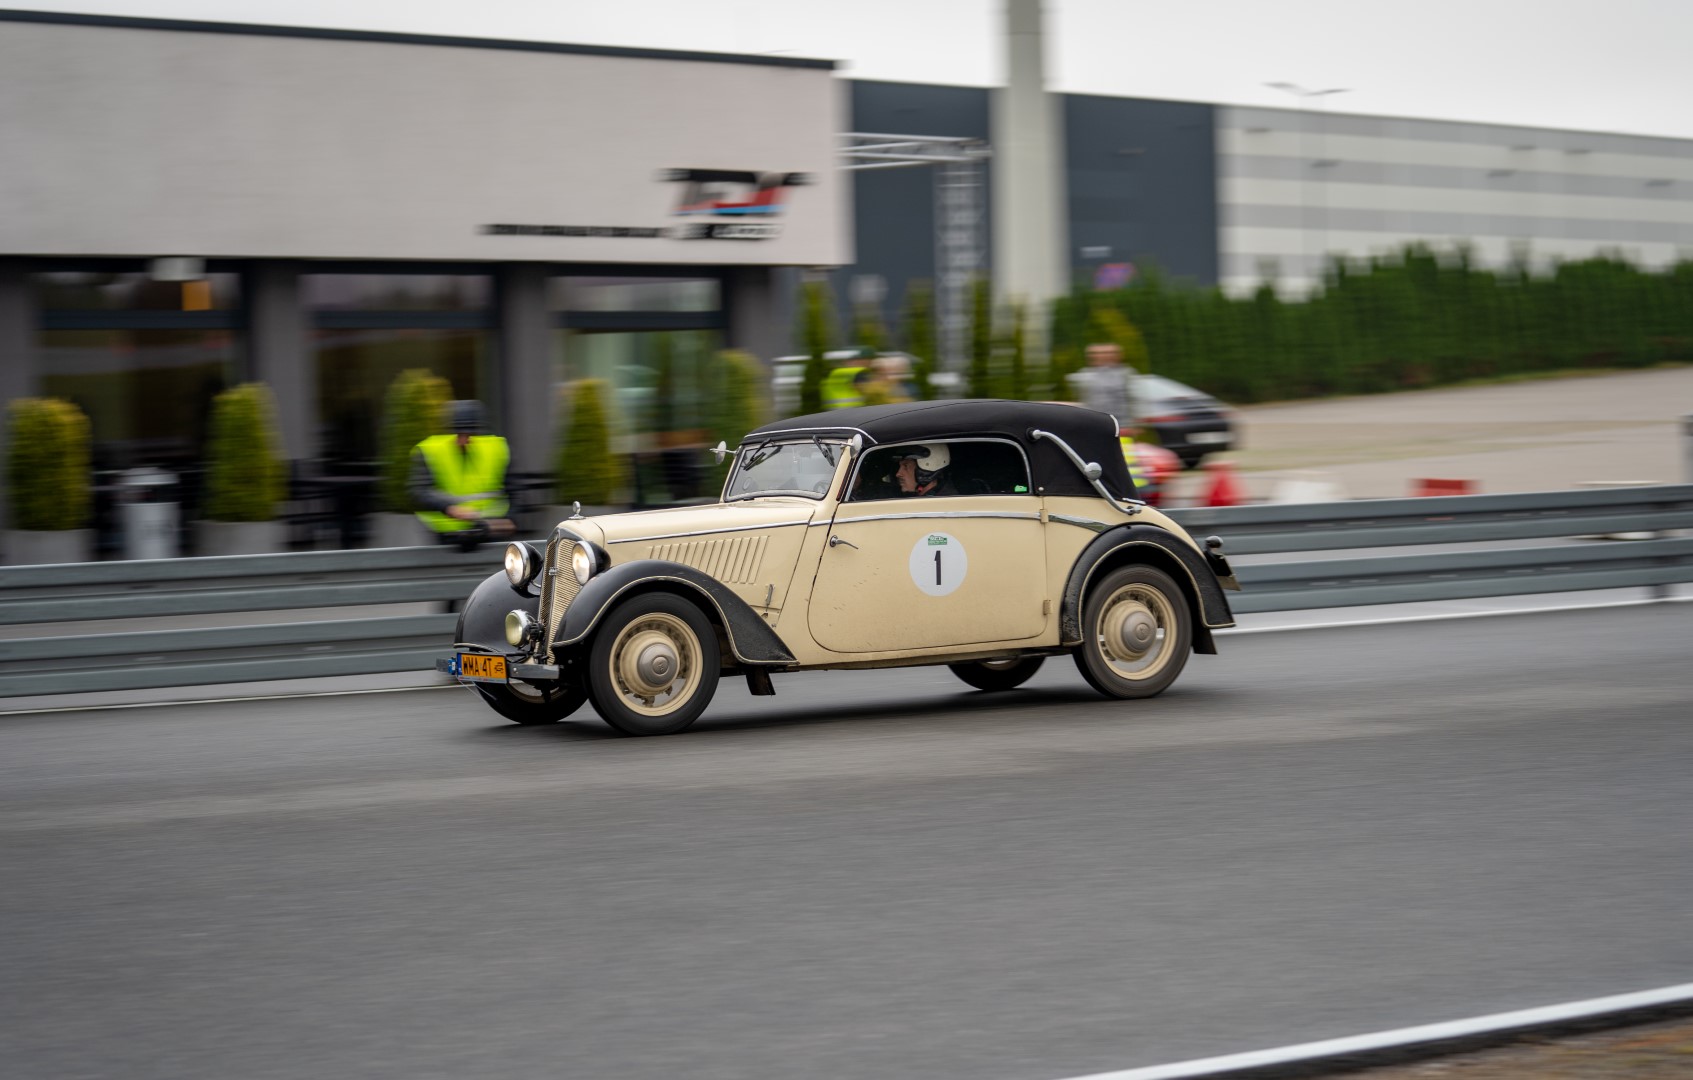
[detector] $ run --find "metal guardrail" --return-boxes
[1169,484,1693,614]
[0,545,495,698]
[0,485,1689,699]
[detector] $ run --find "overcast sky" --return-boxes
[17,0,1693,140]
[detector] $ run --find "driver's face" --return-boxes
[894,457,919,493]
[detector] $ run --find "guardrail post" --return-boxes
[1683,414,1693,485]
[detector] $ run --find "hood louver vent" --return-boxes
[647,534,769,584]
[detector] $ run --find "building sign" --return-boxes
[482,169,814,242]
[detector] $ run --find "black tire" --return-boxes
[948,656,1045,692]
[474,680,587,725]
[1073,564,1192,700]
[586,592,721,736]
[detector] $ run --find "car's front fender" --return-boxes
[1061,524,1236,652]
[550,560,797,666]
[454,569,540,655]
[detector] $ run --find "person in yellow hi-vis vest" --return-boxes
[408,400,516,551]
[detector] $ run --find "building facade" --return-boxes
[0,9,847,532]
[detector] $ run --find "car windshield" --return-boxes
[723,438,845,501]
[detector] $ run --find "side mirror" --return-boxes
[1082,462,1103,481]
[711,440,729,464]
[848,434,864,454]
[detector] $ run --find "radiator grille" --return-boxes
[646,534,768,584]
[537,535,582,656]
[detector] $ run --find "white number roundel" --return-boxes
[909,532,968,596]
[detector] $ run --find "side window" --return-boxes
[848,441,1031,501]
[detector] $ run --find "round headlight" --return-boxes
[504,609,535,647]
[570,544,597,585]
[504,542,538,588]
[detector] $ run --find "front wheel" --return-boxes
[586,592,721,736]
[948,656,1045,691]
[1073,565,1192,700]
[474,679,587,725]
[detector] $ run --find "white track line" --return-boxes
[1221,593,1689,635]
[1052,981,1693,1080]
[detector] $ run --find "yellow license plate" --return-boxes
[459,653,507,681]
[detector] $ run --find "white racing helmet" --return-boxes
[902,443,951,483]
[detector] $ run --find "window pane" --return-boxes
[316,328,492,466]
[39,329,237,470]
[549,276,720,312]
[305,274,490,312]
[35,271,240,311]
[553,329,721,436]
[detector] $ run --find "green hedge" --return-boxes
[555,379,623,506]
[1052,245,1693,404]
[203,383,287,522]
[707,350,769,491]
[6,397,91,531]
[378,369,451,512]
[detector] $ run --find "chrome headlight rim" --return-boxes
[570,542,600,586]
[504,609,536,648]
[504,541,541,589]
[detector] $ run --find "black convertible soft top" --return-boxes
[744,399,1136,500]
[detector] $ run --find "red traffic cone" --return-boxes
[1202,459,1245,507]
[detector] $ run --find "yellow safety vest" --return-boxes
[415,434,510,533]
[1119,434,1146,492]
[822,366,866,409]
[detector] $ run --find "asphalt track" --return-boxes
[2,603,1691,1080]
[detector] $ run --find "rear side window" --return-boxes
[849,440,1031,501]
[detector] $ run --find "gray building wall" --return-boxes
[1064,95,1218,288]
[839,81,1220,342]
[840,81,993,339]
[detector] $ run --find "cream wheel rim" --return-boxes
[1095,583,1177,680]
[608,612,700,717]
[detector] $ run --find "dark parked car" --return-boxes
[1131,374,1237,469]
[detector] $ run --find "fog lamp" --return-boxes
[504,609,535,647]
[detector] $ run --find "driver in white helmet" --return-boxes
[894,444,956,497]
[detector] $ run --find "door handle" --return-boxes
[828,534,858,549]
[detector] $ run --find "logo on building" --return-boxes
[480,168,810,243]
[659,168,812,240]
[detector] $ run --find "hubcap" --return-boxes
[609,613,699,716]
[1096,585,1176,680]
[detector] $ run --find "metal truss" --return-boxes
[841,133,991,376]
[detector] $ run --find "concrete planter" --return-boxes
[3,528,93,565]
[196,520,286,557]
[367,512,428,549]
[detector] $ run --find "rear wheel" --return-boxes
[948,656,1045,691]
[1073,565,1192,700]
[586,592,720,736]
[474,679,587,725]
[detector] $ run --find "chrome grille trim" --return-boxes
[537,533,581,658]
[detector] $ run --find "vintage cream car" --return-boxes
[438,400,1239,736]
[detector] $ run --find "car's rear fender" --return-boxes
[1061,525,1236,654]
[550,560,797,667]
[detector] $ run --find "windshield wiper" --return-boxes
[811,435,836,466]
[743,440,782,469]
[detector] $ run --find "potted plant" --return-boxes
[370,368,450,547]
[197,382,287,556]
[706,350,768,493]
[548,378,624,523]
[4,397,93,564]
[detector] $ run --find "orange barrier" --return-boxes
[1413,478,1476,497]
[1202,460,1246,507]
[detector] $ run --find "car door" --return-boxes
[806,440,1048,653]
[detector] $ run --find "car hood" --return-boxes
[581,500,821,547]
